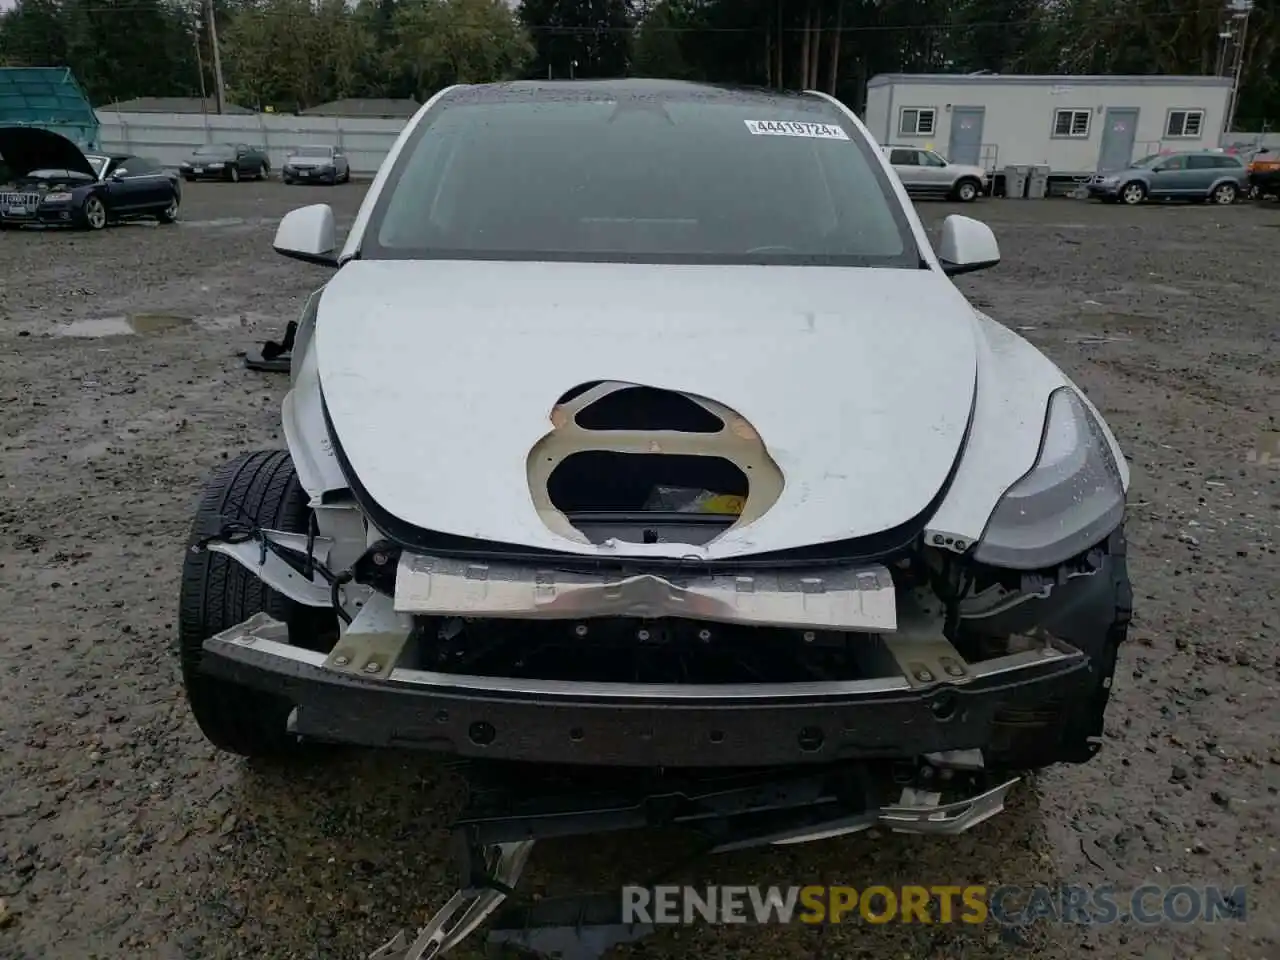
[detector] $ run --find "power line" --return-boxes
[2,4,1219,33]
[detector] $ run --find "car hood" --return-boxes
[314,260,981,560]
[0,126,96,179]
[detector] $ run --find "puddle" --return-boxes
[54,313,193,338]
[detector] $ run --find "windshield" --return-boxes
[295,146,332,158]
[194,145,233,158]
[1131,154,1163,168]
[86,156,109,177]
[22,168,93,182]
[361,83,919,268]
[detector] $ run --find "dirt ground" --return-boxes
[1,182,1278,960]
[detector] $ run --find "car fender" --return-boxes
[924,311,1129,552]
[281,288,348,500]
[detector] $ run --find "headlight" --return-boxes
[973,387,1125,570]
[1098,176,1118,185]
[42,192,72,203]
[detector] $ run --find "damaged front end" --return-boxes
[184,390,1129,960]
[201,526,1128,774]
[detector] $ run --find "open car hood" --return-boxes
[315,260,981,560]
[0,126,96,179]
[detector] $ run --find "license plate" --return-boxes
[299,170,310,177]
[193,167,203,174]
[6,205,28,215]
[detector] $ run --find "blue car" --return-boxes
[0,125,181,230]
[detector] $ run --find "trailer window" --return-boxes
[1165,110,1204,138]
[898,107,935,137]
[1052,109,1091,138]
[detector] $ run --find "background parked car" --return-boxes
[179,143,270,182]
[881,145,988,202]
[1247,147,1280,200]
[281,145,350,185]
[1085,151,1247,205]
[0,126,180,230]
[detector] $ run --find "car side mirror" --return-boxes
[273,204,339,267]
[110,170,126,181]
[937,214,1000,276]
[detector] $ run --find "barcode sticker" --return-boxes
[744,119,850,140]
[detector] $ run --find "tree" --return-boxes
[518,0,635,78]
[391,0,535,95]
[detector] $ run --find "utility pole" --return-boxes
[204,0,227,115]
[193,8,208,111]
[1222,0,1253,134]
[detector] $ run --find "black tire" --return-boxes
[1120,180,1146,205]
[82,195,108,231]
[953,177,981,202]
[1210,181,1237,205]
[178,450,338,757]
[157,193,179,224]
[283,176,294,186]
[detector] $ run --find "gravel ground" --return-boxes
[1,182,1278,960]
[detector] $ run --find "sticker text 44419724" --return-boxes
[744,120,850,140]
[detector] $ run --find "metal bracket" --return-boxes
[324,592,413,680]
[882,634,971,686]
[369,840,536,960]
[206,531,334,607]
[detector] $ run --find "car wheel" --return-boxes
[183,174,195,182]
[953,178,980,202]
[1211,182,1238,205]
[1120,181,1146,205]
[179,450,339,758]
[157,195,179,224]
[82,195,108,231]
[283,176,294,186]
[229,166,240,183]
[341,169,350,184]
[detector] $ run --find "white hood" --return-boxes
[315,259,979,560]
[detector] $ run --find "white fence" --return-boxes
[96,108,1278,177]
[95,110,413,174]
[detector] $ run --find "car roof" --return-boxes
[438,78,832,108]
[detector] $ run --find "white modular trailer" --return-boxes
[864,74,1233,177]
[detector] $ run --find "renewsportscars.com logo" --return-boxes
[621,884,1248,926]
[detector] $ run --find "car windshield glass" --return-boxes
[24,168,92,181]
[1131,154,1162,168]
[194,146,233,158]
[295,146,331,158]
[86,157,109,177]
[363,84,919,268]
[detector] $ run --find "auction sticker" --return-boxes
[744,119,849,139]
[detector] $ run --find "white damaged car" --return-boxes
[180,79,1132,853]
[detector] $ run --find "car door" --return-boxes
[1184,153,1220,194]
[1147,154,1189,197]
[102,156,150,212]
[918,150,952,187]
[889,148,923,189]
[120,157,170,206]
[234,143,253,174]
